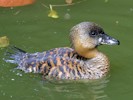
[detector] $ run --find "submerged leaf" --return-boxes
[105,0,108,3]
[0,36,9,48]
[65,0,73,4]
[48,5,59,19]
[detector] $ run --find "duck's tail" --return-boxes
[4,46,26,64]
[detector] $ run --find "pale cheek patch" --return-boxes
[79,34,91,48]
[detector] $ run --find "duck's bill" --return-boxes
[99,34,120,45]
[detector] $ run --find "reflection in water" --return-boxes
[40,77,110,100]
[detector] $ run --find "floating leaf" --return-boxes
[48,5,59,19]
[0,36,9,48]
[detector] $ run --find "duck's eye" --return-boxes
[90,31,97,36]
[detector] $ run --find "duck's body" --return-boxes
[5,22,120,80]
[10,47,109,80]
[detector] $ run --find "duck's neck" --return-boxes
[73,44,99,59]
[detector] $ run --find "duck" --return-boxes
[5,22,120,80]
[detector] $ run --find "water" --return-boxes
[0,0,133,100]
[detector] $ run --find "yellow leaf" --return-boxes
[48,5,59,19]
[0,36,9,48]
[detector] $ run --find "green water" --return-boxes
[0,0,133,100]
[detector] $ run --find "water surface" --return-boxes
[0,0,133,100]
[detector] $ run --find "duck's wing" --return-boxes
[24,53,84,79]
[43,56,85,79]
[28,48,86,79]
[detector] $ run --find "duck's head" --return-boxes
[70,22,120,58]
